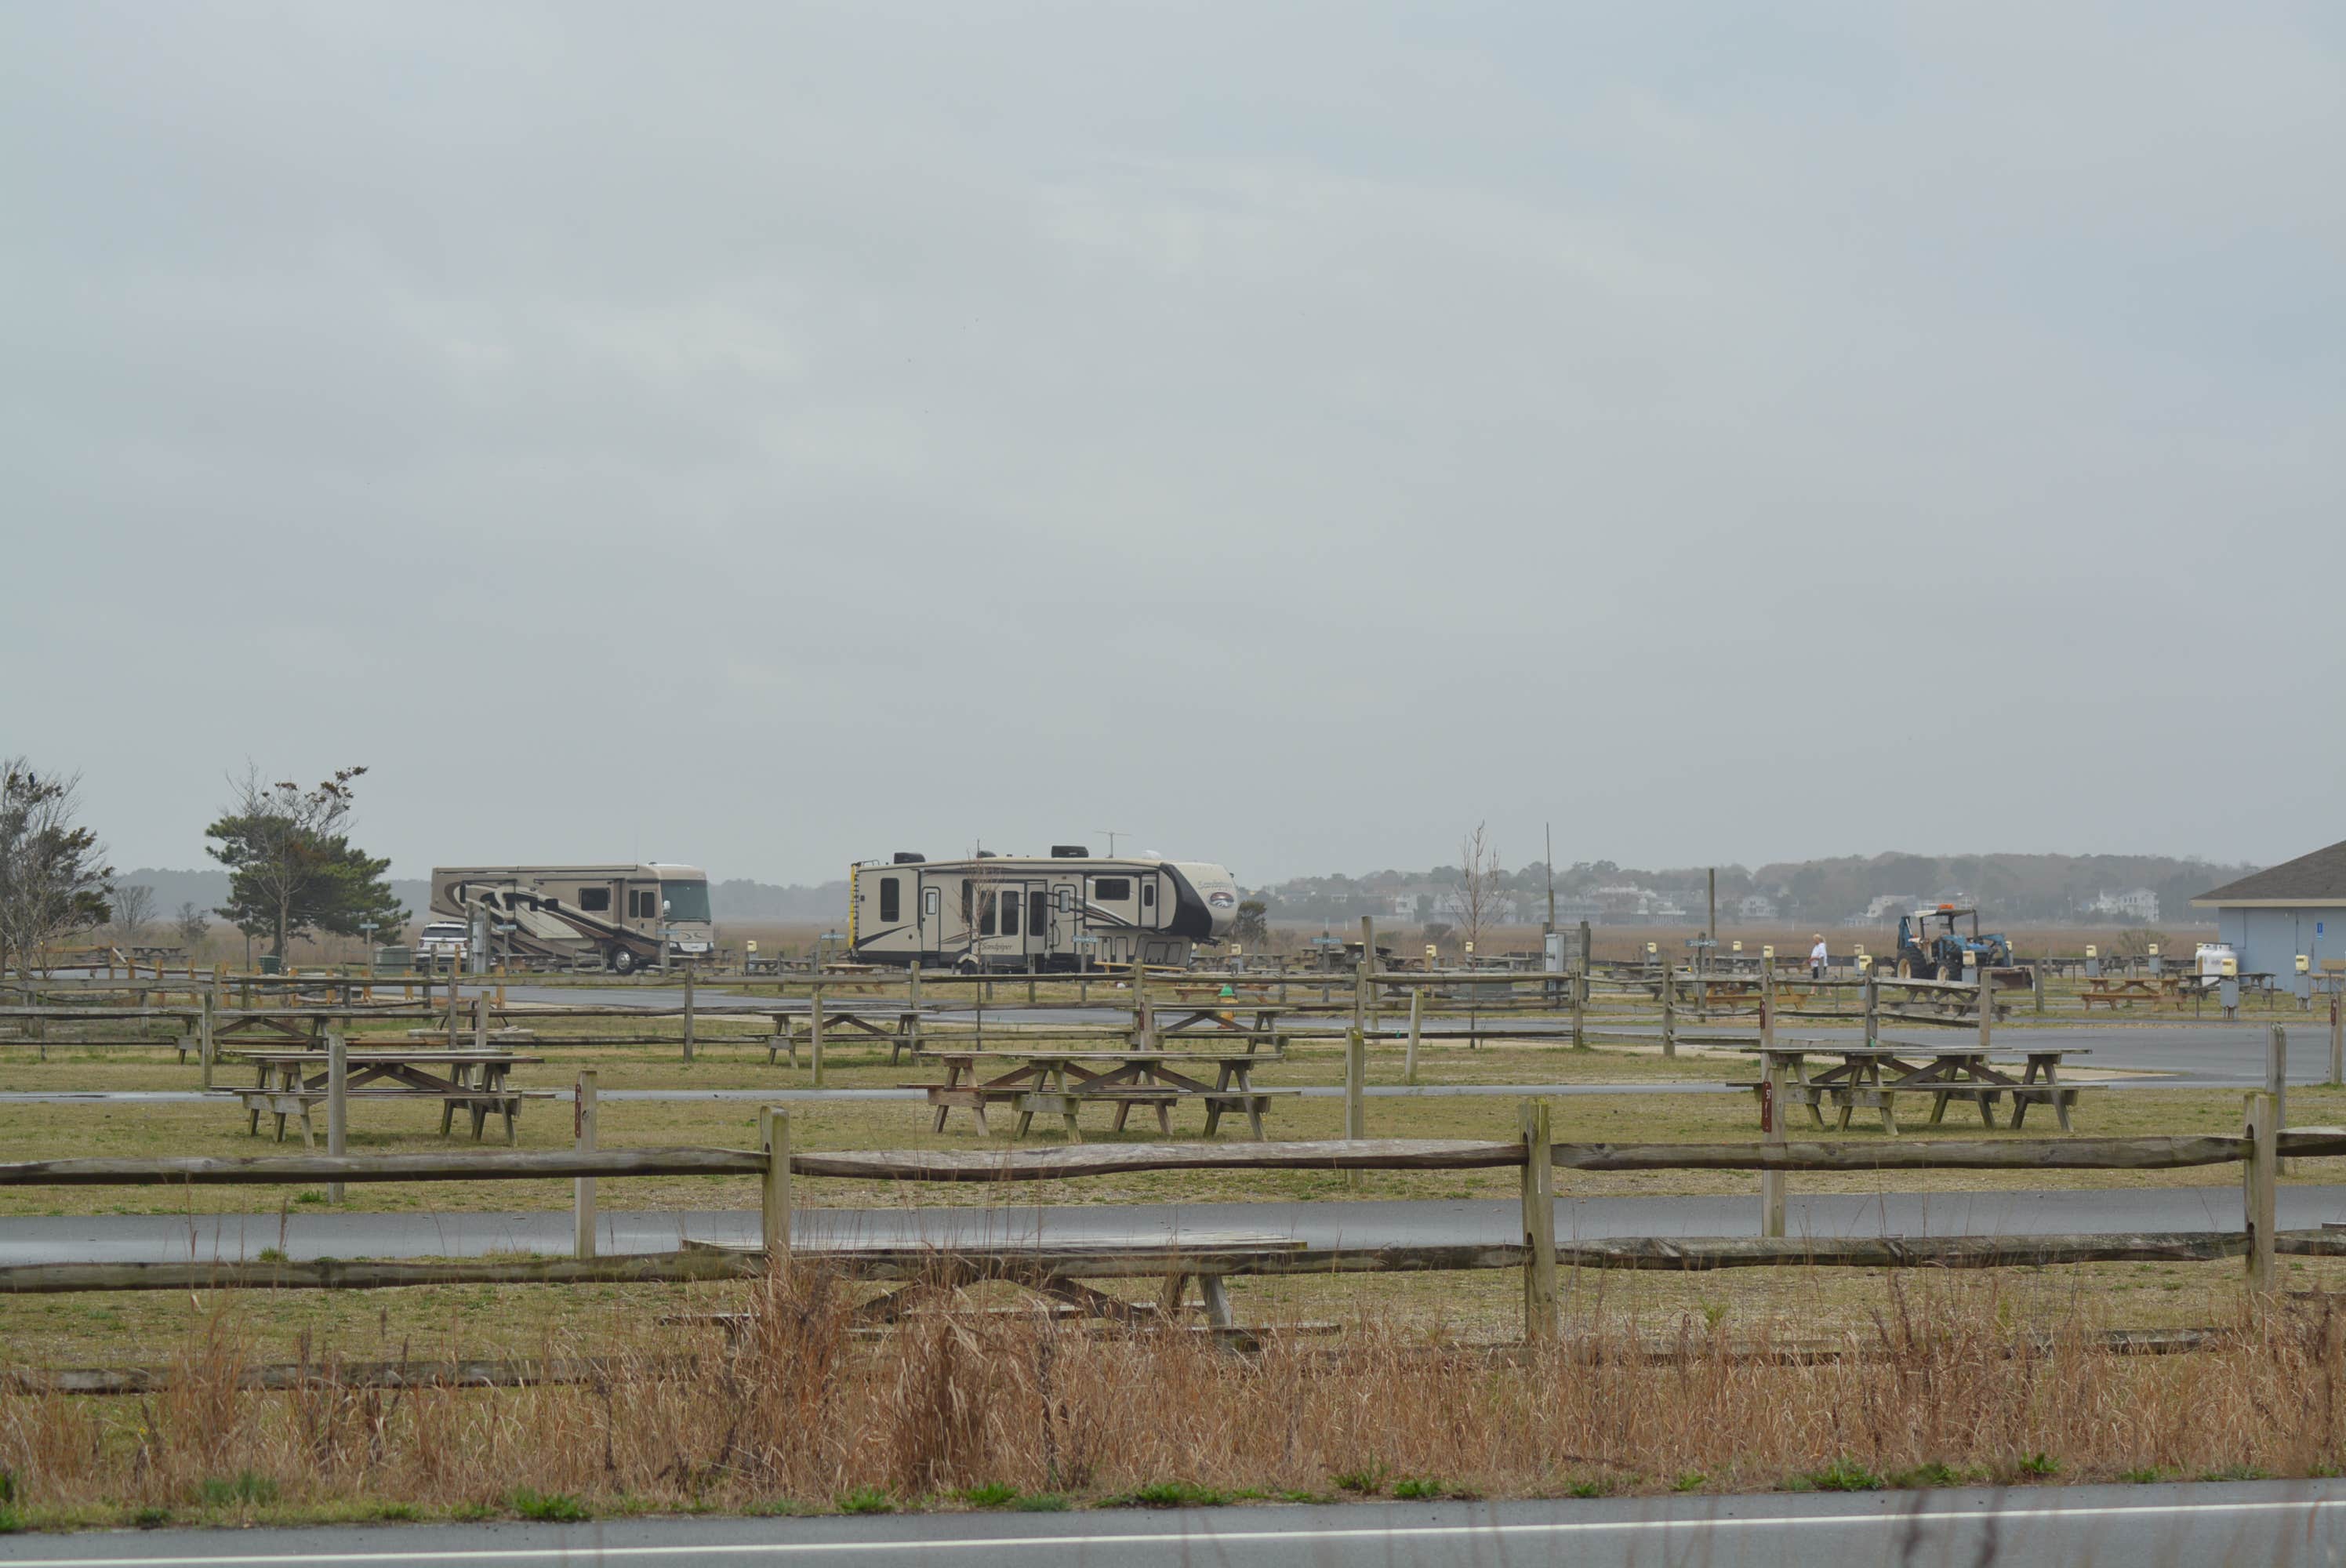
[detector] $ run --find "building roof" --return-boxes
[2192,840,2346,906]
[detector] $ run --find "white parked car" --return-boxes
[415,920,470,965]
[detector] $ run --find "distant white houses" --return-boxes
[1862,893,1921,921]
[2088,888,2161,923]
[1735,893,1778,921]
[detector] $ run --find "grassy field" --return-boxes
[5,1001,2344,1530]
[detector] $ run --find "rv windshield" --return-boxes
[659,880,711,924]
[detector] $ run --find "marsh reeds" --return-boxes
[5,1262,2345,1523]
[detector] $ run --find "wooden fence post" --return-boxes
[682,964,696,1063]
[2331,989,2343,1088]
[761,1106,793,1256]
[1404,988,1424,1084]
[198,991,215,1091]
[1862,967,1879,1044]
[574,1071,598,1260]
[1760,1052,1787,1239]
[2270,1025,2289,1176]
[473,994,488,1053]
[1352,953,1367,1043]
[1977,964,1994,1055]
[325,1030,347,1205]
[1346,1027,1367,1191]
[1571,946,1588,1052]
[808,985,825,1088]
[2243,1091,2277,1295]
[2033,960,2046,1017]
[1660,960,1676,1058]
[1134,957,1156,1050]
[908,965,924,1056]
[1520,1098,1557,1343]
[1361,915,1379,1035]
[1346,1028,1367,1137]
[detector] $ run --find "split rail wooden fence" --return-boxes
[0,1102,2331,1343]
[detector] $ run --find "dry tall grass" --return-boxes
[5,1265,2345,1523]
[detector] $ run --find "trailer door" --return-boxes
[1025,884,1051,965]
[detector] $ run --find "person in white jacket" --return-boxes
[1809,935,1828,980]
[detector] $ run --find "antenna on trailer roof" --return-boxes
[1095,829,1127,856]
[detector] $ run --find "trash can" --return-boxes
[258,954,281,975]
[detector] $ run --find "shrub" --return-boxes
[1120,1481,1229,1508]
[957,1483,1019,1509]
[1331,1464,1389,1494]
[1393,1477,1444,1500]
[198,1472,280,1508]
[1889,1462,1960,1490]
[837,1486,894,1515]
[1792,1459,1883,1493]
[510,1488,590,1523]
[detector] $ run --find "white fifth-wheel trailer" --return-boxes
[847,846,1238,971]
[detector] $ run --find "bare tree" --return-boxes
[111,883,156,946]
[174,901,212,952]
[1451,822,1502,960]
[0,759,114,979]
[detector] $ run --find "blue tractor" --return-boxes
[1891,905,2013,980]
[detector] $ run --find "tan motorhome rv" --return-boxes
[430,863,713,972]
[848,846,1238,971]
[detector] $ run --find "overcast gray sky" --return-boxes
[5,2,2341,887]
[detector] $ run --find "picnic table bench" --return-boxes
[218,1050,547,1146]
[761,1006,921,1066]
[918,1050,1294,1141]
[1734,1041,2090,1134]
[2083,975,2182,1009]
[677,1232,1308,1332]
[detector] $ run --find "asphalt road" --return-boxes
[9,1185,2341,1267]
[5,1481,2344,1566]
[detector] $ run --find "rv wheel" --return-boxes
[609,947,637,975]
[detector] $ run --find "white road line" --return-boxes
[3,1494,2341,1566]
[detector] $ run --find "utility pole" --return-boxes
[1544,822,1556,935]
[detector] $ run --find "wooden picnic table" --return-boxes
[1151,1001,1287,1043]
[761,1005,921,1066]
[679,1232,1308,1331]
[919,1050,1292,1142]
[1735,1041,2089,1134]
[2082,975,2184,1009]
[220,1050,547,1146]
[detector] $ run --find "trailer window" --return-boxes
[1001,895,1020,937]
[961,881,973,927]
[1141,882,1156,909]
[1055,887,1072,912]
[1030,891,1048,935]
[579,887,611,913]
[924,887,939,918]
[978,893,997,936]
[628,890,652,920]
[879,878,900,923]
[1093,878,1131,902]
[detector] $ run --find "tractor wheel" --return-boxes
[1896,959,1916,980]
